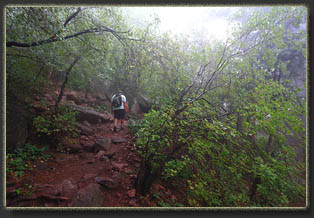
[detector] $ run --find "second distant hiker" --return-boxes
[111,90,127,132]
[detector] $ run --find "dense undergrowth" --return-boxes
[132,80,305,207]
[5,6,306,207]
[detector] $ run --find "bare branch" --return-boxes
[63,7,82,27]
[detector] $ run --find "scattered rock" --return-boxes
[75,123,94,135]
[79,135,90,142]
[102,156,110,162]
[128,199,137,207]
[82,173,97,180]
[124,168,133,175]
[72,183,104,207]
[95,150,106,159]
[103,150,116,159]
[112,162,128,171]
[127,189,136,198]
[112,171,124,180]
[54,153,68,162]
[34,161,48,170]
[94,137,111,151]
[111,138,127,144]
[86,159,95,164]
[67,104,112,124]
[157,184,166,191]
[56,179,78,199]
[66,92,81,105]
[95,176,119,189]
[81,143,95,152]
[68,144,82,153]
[82,120,91,127]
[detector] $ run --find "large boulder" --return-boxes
[130,94,151,114]
[65,92,81,105]
[66,104,113,124]
[94,137,111,151]
[136,94,151,113]
[75,122,94,136]
[71,183,104,207]
[95,176,119,189]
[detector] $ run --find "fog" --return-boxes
[121,7,239,40]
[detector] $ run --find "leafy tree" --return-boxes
[133,6,306,207]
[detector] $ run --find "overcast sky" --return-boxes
[121,7,238,40]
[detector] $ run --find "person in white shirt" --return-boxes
[111,91,127,132]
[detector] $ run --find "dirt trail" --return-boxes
[6,121,142,207]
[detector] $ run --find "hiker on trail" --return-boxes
[111,91,127,132]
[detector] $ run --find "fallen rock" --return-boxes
[67,144,82,153]
[112,171,124,180]
[75,123,94,135]
[66,92,81,105]
[128,199,137,207]
[72,183,104,207]
[86,159,95,164]
[95,150,106,160]
[111,138,127,144]
[103,150,116,159]
[34,161,48,170]
[102,156,110,163]
[95,176,118,189]
[127,189,136,198]
[79,135,90,142]
[94,137,111,151]
[54,153,68,162]
[56,179,78,199]
[112,162,128,171]
[82,120,91,127]
[82,173,97,180]
[124,168,133,175]
[81,143,95,152]
[67,104,113,124]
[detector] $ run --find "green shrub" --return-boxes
[134,103,304,207]
[33,106,79,140]
[6,143,51,177]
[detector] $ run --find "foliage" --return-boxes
[135,79,305,206]
[6,143,51,178]
[6,6,306,207]
[33,106,79,141]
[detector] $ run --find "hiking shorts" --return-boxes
[113,109,125,120]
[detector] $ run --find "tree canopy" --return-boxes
[5,6,307,207]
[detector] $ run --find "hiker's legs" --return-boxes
[113,109,125,131]
[113,110,119,132]
[114,118,118,128]
[120,110,126,129]
[119,119,125,129]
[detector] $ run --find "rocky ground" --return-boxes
[6,84,152,207]
[6,120,145,207]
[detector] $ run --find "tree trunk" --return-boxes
[135,161,155,195]
[34,65,45,82]
[249,176,261,202]
[54,56,80,114]
[266,134,273,154]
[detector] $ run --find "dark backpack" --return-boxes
[112,93,122,107]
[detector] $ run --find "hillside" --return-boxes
[4,6,307,208]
